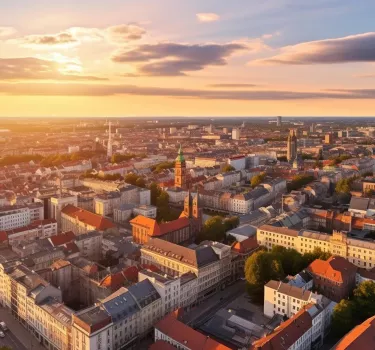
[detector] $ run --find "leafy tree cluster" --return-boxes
[332,281,375,337]
[287,175,314,191]
[335,177,357,195]
[329,154,352,166]
[222,164,236,173]
[82,171,122,181]
[125,173,146,188]
[110,153,146,163]
[277,156,288,162]
[362,171,374,178]
[251,172,266,188]
[149,182,179,222]
[151,161,175,173]
[0,154,44,166]
[40,150,102,167]
[244,246,331,303]
[196,215,240,243]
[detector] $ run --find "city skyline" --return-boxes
[1,0,375,117]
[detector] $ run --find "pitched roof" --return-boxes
[130,215,190,237]
[334,316,375,350]
[155,311,231,350]
[258,225,299,237]
[251,307,313,350]
[149,340,176,350]
[61,204,115,231]
[308,256,357,283]
[232,236,259,254]
[49,231,76,247]
[142,238,219,268]
[265,280,313,301]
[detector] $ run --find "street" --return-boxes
[0,307,44,350]
[0,329,27,350]
[183,280,246,328]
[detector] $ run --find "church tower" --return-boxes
[184,190,193,217]
[175,144,187,189]
[287,129,298,162]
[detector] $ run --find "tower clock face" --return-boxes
[176,169,180,175]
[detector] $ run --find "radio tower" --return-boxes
[107,121,113,158]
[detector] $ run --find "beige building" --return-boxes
[257,225,375,269]
[140,238,231,301]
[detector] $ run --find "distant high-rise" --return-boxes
[232,128,241,140]
[107,121,113,158]
[310,123,315,133]
[277,116,282,127]
[287,129,298,162]
[325,133,334,145]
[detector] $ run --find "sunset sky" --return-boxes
[1,0,375,117]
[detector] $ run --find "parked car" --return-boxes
[0,331,5,338]
[0,322,8,331]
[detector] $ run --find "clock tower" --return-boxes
[175,144,186,189]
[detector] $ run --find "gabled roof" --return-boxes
[334,316,375,350]
[251,307,313,350]
[232,236,259,254]
[155,311,231,350]
[308,256,357,283]
[61,204,115,231]
[49,231,75,247]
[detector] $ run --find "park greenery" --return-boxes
[196,215,239,243]
[124,173,146,188]
[329,154,352,166]
[110,153,146,163]
[332,281,375,337]
[335,176,358,195]
[151,161,175,173]
[82,171,122,181]
[251,172,266,188]
[149,182,179,222]
[287,175,315,191]
[244,246,331,303]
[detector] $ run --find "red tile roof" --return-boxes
[130,215,190,237]
[61,204,115,231]
[308,256,357,284]
[334,316,375,350]
[232,237,259,254]
[251,306,313,350]
[155,311,231,350]
[49,231,76,247]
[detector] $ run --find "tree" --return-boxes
[223,216,240,231]
[151,161,175,173]
[251,173,266,188]
[302,247,331,266]
[335,178,352,194]
[149,182,161,205]
[287,175,314,191]
[277,156,287,162]
[353,281,375,320]
[222,164,235,173]
[135,177,146,188]
[271,246,304,276]
[332,300,355,337]
[125,173,139,186]
[244,251,284,303]
[199,216,226,242]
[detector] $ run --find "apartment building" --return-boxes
[94,192,121,216]
[0,218,57,245]
[139,269,180,316]
[154,310,231,350]
[74,231,103,261]
[0,203,44,231]
[254,301,334,350]
[72,279,162,350]
[264,280,336,322]
[307,256,357,302]
[50,194,78,228]
[140,238,231,301]
[61,205,117,235]
[257,225,375,269]
[0,262,74,350]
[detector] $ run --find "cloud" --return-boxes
[106,24,146,43]
[208,83,258,88]
[0,57,107,81]
[355,73,375,79]
[112,42,248,76]
[196,13,220,23]
[19,32,79,48]
[0,27,16,37]
[1,82,375,101]
[255,32,375,65]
